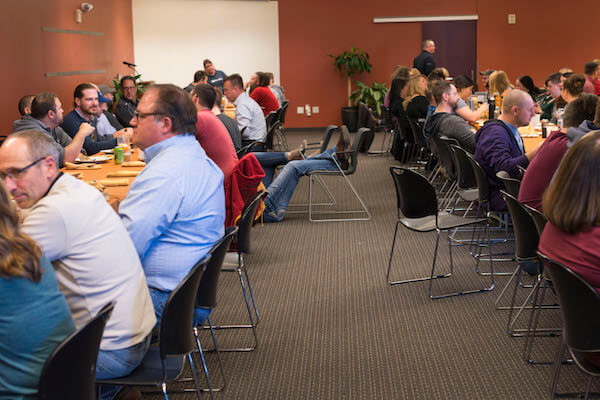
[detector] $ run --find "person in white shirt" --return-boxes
[223,73,267,150]
[0,130,156,400]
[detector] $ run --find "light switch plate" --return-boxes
[297,106,304,114]
[508,14,516,24]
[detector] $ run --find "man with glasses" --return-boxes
[0,130,156,400]
[115,76,139,127]
[118,84,225,323]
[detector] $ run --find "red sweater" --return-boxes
[518,130,567,211]
[250,86,279,116]
[195,110,238,181]
[224,153,265,227]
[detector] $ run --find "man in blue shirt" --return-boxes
[474,89,541,211]
[118,84,225,323]
[204,59,227,90]
[223,73,267,150]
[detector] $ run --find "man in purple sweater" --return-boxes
[474,89,541,211]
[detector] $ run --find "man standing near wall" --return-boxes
[413,40,436,77]
[204,59,227,90]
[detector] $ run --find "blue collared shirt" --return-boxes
[119,134,225,291]
[500,120,525,154]
[234,92,267,142]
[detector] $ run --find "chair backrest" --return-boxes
[390,167,438,219]
[500,191,539,260]
[265,111,278,131]
[345,127,369,175]
[539,253,600,352]
[523,204,548,237]
[320,125,339,154]
[407,118,424,148]
[496,170,521,198]
[159,257,209,359]
[449,144,477,190]
[434,136,459,180]
[195,226,238,310]
[380,105,394,133]
[38,302,115,400]
[279,101,289,125]
[465,151,491,204]
[263,120,280,151]
[238,189,267,254]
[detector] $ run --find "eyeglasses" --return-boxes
[122,86,137,91]
[134,111,163,120]
[0,157,45,180]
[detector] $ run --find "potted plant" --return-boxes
[329,46,372,131]
[349,81,388,117]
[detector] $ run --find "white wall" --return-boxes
[132,0,280,88]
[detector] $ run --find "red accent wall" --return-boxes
[279,0,600,128]
[0,0,134,133]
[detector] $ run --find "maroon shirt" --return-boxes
[518,130,567,211]
[250,86,279,116]
[195,110,238,181]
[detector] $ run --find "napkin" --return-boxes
[121,161,146,167]
[106,171,140,178]
[65,162,101,170]
[93,179,129,187]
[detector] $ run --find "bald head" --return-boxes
[500,89,535,127]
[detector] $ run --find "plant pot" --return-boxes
[341,106,358,132]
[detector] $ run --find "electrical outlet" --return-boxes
[297,106,304,114]
[508,14,516,24]
[312,106,320,114]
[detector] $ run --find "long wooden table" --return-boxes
[63,149,145,203]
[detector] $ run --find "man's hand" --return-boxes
[77,122,95,138]
[114,127,132,139]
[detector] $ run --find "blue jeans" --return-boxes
[96,334,152,400]
[253,151,289,187]
[263,147,339,222]
[148,287,211,327]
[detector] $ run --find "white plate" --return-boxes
[101,149,115,154]
[75,155,112,163]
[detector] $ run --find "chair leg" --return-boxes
[550,333,566,399]
[192,325,224,393]
[187,353,209,400]
[242,263,260,325]
[429,228,494,299]
[387,221,451,285]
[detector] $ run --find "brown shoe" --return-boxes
[114,387,142,400]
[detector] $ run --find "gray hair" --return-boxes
[8,130,61,167]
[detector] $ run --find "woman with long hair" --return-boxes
[0,182,75,398]
[489,70,514,97]
[516,75,544,102]
[403,71,429,120]
[539,129,600,292]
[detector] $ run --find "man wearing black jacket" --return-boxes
[413,40,436,77]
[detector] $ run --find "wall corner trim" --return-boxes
[373,15,478,23]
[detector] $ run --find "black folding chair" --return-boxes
[38,302,115,400]
[540,253,600,400]
[96,258,210,400]
[387,167,493,299]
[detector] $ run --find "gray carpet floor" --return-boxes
[143,129,593,399]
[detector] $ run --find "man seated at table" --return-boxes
[114,76,139,127]
[451,75,489,122]
[118,84,225,323]
[538,72,562,120]
[184,69,208,93]
[0,130,156,400]
[16,94,34,119]
[191,83,238,180]
[424,81,476,153]
[61,83,119,154]
[519,93,598,211]
[223,73,267,150]
[13,92,94,165]
[212,87,242,152]
[474,89,542,211]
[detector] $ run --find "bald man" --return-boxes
[474,89,541,210]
